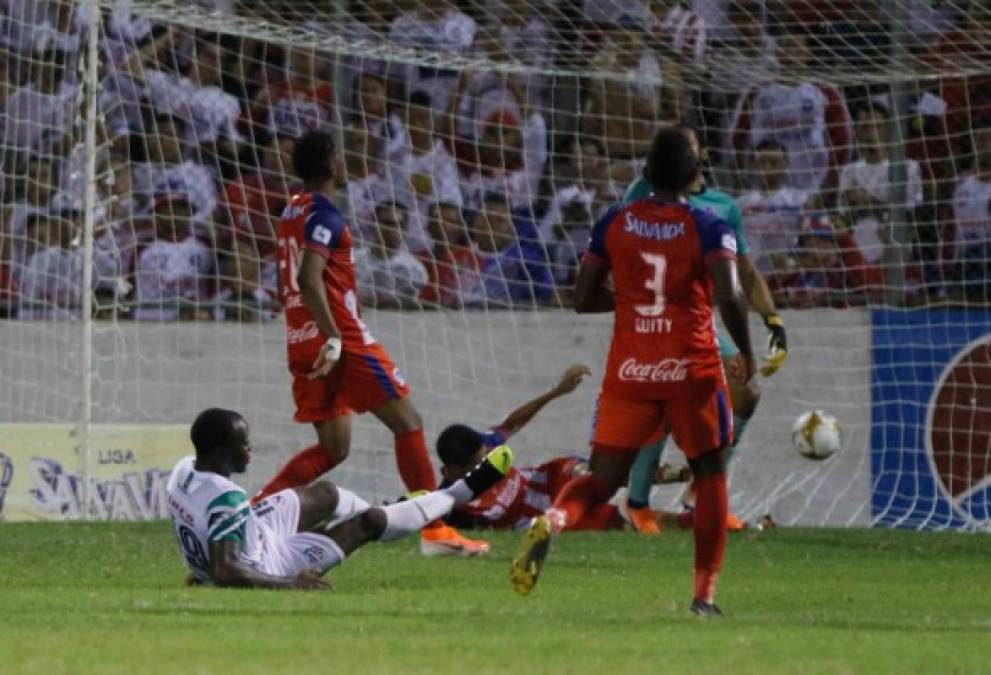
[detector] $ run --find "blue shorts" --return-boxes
[717,332,739,359]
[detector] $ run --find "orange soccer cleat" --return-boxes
[620,497,662,536]
[420,523,490,557]
[724,512,747,532]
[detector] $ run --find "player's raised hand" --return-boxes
[292,570,331,591]
[760,314,788,377]
[309,337,342,380]
[554,364,592,395]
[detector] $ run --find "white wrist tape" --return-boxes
[323,337,342,361]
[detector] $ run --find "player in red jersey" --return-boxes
[435,364,622,532]
[255,130,488,557]
[511,127,755,615]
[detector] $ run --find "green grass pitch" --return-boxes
[1,523,989,674]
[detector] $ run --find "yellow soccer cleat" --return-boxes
[510,514,554,596]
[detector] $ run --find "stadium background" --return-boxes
[0,0,988,531]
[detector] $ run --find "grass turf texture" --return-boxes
[1,524,989,674]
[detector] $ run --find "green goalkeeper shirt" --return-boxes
[622,177,749,255]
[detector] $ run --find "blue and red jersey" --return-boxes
[584,198,737,398]
[276,191,376,373]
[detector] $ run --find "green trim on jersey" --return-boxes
[205,490,250,544]
[206,490,248,513]
[622,178,749,255]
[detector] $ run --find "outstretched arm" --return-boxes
[208,539,328,590]
[498,364,592,437]
[709,257,755,384]
[738,253,788,376]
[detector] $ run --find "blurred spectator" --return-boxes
[539,186,595,290]
[486,0,551,104]
[213,238,278,322]
[550,135,620,219]
[134,195,213,320]
[418,201,482,308]
[838,104,923,275]
[5,155,56,284]
[767,216,869,308]
[704,0,779,99]
[92,157,144,306]
[456,77,548,215]
[389,0,477,114]
[222,134,298,260]
[404,91,461,250]
[582,17,662,164]
[0,226,18,317]
[2,48,74,161]
[142,34,243,172]
[950,126,991,300]
[130,113,218,231]
[352,71,409,174]
[18,212,82,320]
[737,140,812,274]
[252,45,333,139]
[342,123,391,247]
[354,201,427,309]
[727,22,852,197]
[648,0,710,69]
[472,193,553,307]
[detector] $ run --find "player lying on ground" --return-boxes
[511,127,755,616]
[619,121,787,535]
[436,364,687,531]
[253,129,487,557]
[167,408,513,589]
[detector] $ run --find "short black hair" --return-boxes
[436,424,484,467]
[190,408,244,460]
[644,127,698,193]
[293,129,336,184]
[482,191,512,211]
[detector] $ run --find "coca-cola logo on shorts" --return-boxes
[617,358,689,383]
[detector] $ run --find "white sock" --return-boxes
[379,485,471,542]
[332,487,370,520]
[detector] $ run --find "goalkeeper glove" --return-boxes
[760,314,788,377]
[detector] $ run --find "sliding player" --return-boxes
[436,364,687,531]
[438,364,616,531]
[511,127,755,615]
[255,129,486,557]
[167,408,512,589]
[620,122,787,534]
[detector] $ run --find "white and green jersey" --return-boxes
[166,456,262,583]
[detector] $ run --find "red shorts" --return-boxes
[591,378,732,459]
[290,344,409,423]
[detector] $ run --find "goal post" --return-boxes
[0,0,988,528]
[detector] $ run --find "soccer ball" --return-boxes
[791,410,842,460]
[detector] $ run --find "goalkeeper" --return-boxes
[620,122,787,534]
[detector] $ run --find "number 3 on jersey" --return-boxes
[635,253,666,317]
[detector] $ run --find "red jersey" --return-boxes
[585,199,737,399]
[276,191,376,373]
[451,427,584,530]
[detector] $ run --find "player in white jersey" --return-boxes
[166,408,512,589]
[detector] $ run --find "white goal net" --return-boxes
[0,0,989,529]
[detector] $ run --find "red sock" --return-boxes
[395,429,437,493]
[676,511,694,529]
[571,504,620,530]
[551,473,612,530]
[253,445,339,503]
[692,473,728,603]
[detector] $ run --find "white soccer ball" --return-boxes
[791,410,842,460]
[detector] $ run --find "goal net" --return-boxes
[0,0,988,529]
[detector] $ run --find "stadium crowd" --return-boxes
[0,0,988,320]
